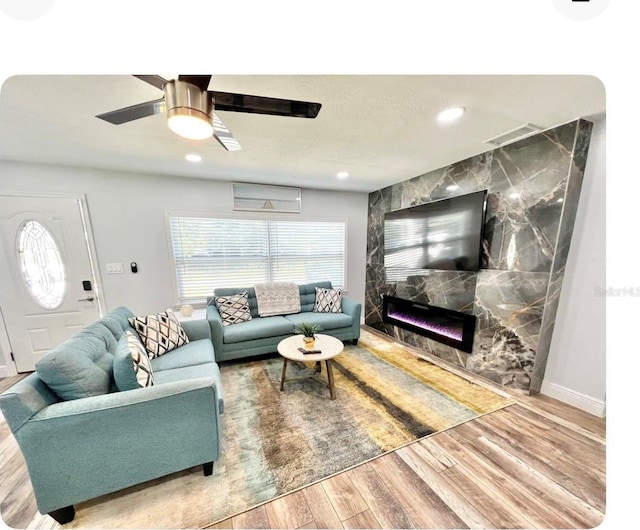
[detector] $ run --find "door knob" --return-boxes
[78,296,95,302]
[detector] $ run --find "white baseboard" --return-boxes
[0,364,13,378]
[540,381,606,417]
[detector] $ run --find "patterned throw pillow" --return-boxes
[214,292,253,326]
[128,308,189,359]
[314,287,343,313]
[127,331,154,388]
[114,331,155,390]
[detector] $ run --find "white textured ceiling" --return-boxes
[0,75,605,192]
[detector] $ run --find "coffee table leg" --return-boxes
[280,358,288,391]
[326,359,336,400]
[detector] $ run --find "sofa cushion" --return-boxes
[299,281,332,312]
[214,292,253,326]
[109,307,136,330]
[100,314,128,340]
[129,309,189,359]
[150,339,215,372]
[35,335,114,401]
[313,287,343,313]
[113,331,155,391]
[214,287,260,318]
[284,311,353,330]
[76,321,119,353]
[153,362,224,414]
[223,315,294,344]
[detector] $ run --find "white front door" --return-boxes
[0,194,101,372]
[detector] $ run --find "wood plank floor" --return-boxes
[1,327,605,529]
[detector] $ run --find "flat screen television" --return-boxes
[383,190,488,272]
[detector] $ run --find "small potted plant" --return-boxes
[292,322,322,349]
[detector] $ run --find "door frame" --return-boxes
[0,189,105,375]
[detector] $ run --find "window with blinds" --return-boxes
[169,216,346,303]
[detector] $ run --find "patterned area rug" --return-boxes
[69,334,512,529]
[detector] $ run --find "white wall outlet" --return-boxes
[106,263,124,274]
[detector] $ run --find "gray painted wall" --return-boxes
[542,118,606,414]
[0,160,368,328]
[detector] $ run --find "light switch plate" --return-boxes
[106,263,124,274]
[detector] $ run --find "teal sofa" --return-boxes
[207,281,362,362]
[0,307,223,525]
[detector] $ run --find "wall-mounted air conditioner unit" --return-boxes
[232,183,301,213]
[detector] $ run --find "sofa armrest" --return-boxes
[0,373,60,433]
[180,319,212,341]
[207,305,225,360]
[31,377,218,419]
[16,378,221,514]
[342,297,362,338]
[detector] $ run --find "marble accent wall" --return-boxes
[365,120,594,392]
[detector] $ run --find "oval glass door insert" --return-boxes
[17,220,67,309]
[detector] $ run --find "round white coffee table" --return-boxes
[277,334,344,400]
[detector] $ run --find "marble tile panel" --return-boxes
[482,190,565,272]
[552,119,594,276]
[482,123,578,273]
[393,167,447,210]
[429,153,493,201]
[364,119,593,392]
[466,270,550,390]
[529,272,564,394]
[395,327,468,368]
[366,186,392,267]
[489,122,577,198]
[386,269,477,314]
[364,264,392,325]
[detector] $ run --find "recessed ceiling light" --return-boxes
[446,185,460,191]
[509,192,521,199]
[336,171,350,179]
[185,153,202,163]
[437,106,465,124]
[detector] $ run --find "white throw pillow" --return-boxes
[127,330,154,388]
[214,292,253,326]
[128,308,189,359]
[313,287,343,313]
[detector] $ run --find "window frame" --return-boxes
[165,209,348,306]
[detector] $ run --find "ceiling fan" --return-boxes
[95,75,322,151]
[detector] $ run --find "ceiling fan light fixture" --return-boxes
[165,79,214,140]
[167,110,214,140]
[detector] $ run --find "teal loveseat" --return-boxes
[206,281,362,362]
[0,307,223,525]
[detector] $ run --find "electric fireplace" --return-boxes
[382,295,476,353]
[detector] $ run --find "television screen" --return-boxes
[383,190,488,271]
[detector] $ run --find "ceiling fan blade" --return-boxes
[212,112,242,151]
[96,97,166,125]
[208,91,321,118]
[178,75,212,91]
[133,75,168,90]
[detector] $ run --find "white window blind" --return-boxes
[169,216,346,303]
[170,217,269,303]
[269,221,345,286]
